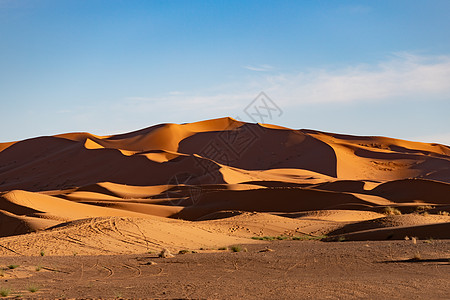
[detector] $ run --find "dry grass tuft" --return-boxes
[411,252,421,261]
[28,284,39,293]
[158,249,174,258]
[0,287,10,297]
[383,207,401,215]
[7,265,18,270]
[230,245,242,252]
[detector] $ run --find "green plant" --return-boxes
[28,284,39,293]
[7,265,19,270]
[35,265,42,272]
[40,250,45,257]
[382,207,401,215]
[0,287,10,297]
[230,245,242,252]
[252,236,274,240]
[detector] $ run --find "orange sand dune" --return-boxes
[0,117,449,254]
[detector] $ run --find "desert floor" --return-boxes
[0,240,449,299]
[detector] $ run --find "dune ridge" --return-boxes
[0,117,449,255]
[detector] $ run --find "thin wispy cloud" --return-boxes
[244,64,273,72]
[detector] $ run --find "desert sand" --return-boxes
[0,117,449,298]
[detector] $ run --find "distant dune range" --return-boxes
[0,117,449,255]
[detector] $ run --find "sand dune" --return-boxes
[0,117,449,255]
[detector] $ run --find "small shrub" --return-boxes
[337,236,346,242]
[28,284,39,293]
[415,205,433,212]
[178,249,190,254]
[411,252,421,261]
[0,287,10,297]
[7,265,19,270]
[158,249,174,258]
[35,265,42,271]
[230,245,242,252]
[383,207,401,215]
[40,250,45,257]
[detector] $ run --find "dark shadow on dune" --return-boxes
[0,135,230,192]
[178,124,338,177]
[371,179,450,204]
[171,187,377,220]
[380,258,450,264]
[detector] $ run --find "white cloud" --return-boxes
[260,53,450,105]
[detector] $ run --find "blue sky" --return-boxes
[1,0,449,145]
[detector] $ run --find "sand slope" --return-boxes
[0,117,449,254]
